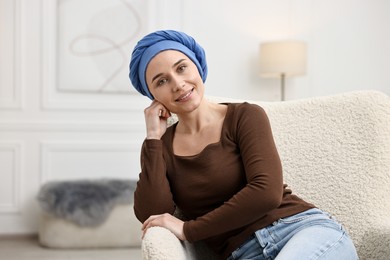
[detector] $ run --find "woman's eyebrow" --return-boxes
[151,73,163,83]
[173,58,186,68]
[151,59,187,83]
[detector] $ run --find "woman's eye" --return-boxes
[157,78,167,86]
[178,65,187,72]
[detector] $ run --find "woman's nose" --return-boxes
[171,76,185,92]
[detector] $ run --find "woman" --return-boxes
[129,30,358,260]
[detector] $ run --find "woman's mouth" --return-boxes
[175,88,194,102]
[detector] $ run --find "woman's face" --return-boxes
[145,50,204,114]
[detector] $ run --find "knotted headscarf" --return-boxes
[129,30,208,99]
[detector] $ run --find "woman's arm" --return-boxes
[134,100,175,222]
[133,139,176,223]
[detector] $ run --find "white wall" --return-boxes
[0,0,151,235]
[178,0,390,101]
[0,0,389,234]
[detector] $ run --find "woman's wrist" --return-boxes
[146,135,161,140]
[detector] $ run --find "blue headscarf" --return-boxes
[129,30,208,100]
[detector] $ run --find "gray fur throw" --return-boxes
[37,179,137,227]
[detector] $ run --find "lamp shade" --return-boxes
[259,41,307,78]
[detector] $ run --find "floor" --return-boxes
[0,236,142,260]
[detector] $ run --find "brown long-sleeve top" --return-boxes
[134,103,314,259]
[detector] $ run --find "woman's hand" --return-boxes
[142,213,186,241]
[144,101,171,140]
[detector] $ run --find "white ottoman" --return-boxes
[39,204,142,248]
[37,179,142,249]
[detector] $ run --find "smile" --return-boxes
[175,88,194,102]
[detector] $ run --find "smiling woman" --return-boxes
[128,30,358,260]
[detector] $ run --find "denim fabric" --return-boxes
[227,208,358,260]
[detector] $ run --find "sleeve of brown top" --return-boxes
[133,139,175,223]
[183,104,284,242]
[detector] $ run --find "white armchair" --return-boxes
[141,91,390,260]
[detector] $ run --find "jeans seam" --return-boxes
[278,209,330,224]
[278,214,317,224]
[311,229,347,260]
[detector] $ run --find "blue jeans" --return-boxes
[227,208,358,260]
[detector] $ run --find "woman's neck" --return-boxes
[175,100,225,135]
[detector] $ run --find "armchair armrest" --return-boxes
[142,227,191,260]
[142,226,217,260]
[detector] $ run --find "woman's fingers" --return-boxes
[141,214,165,239]
[142,213,186,241]
[145,101,163,117]
[142,214,161,231]
[158,108,171,118]
[144,101,170,139]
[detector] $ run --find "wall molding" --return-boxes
[0,142,22,214]
[40,141,142,183]
[0,120,145,132]
[0,0,22,109]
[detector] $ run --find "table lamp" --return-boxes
[259,41,307,101]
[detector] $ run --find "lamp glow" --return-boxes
[259,41,307,101]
